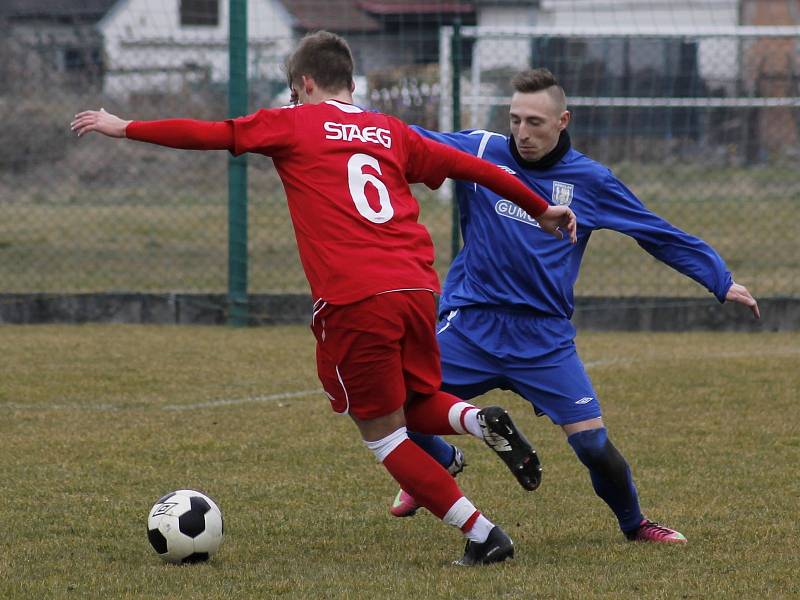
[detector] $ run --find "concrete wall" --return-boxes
[2,294,796,331]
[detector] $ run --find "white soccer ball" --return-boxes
[147,489,224,564]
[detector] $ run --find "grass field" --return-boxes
[1,325,798,599]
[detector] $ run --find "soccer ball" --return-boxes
[147,489,224,564]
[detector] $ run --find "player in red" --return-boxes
[71,31,577,565]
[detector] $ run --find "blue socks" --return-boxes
[567,427,643,533]
[409,427,643,534]
[408,431,455,468]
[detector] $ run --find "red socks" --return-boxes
[382,438,465,520]
[404,390,477,435]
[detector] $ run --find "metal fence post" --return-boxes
[227,0,248,326]
[450,19,462,262]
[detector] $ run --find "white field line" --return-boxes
[2,346,797,413]
[1,401,123,412]
[584,346,800,370]
[583,358,633,369]
[162,389,321,411]
[1,389,321,413]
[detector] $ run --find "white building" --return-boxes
[472,0,740,81]
[99,0,295,97]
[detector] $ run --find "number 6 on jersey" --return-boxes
[348,153,394,223]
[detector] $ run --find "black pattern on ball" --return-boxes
[179,507,206,538]
[190,496,211,514]
[147,528,168,554]
[147,490,223,564]
[182,552,210,564]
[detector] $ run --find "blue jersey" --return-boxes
[414,128,733,319]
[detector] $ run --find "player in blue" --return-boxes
[389,68,760,543]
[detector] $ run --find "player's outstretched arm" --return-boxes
[71,110,234,151]
[417,136,577,243]
[71,108,131,138]
[726,281,760,319]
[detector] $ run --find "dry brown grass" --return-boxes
[1,325,798,599]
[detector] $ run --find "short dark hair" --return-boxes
[510,68,567,111]
[511,68,560,94]
[284,31,354,94]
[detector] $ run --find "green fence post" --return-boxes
[450,19,462,262]
[228,0,248,326]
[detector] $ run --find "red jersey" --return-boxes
[228,100,453,305]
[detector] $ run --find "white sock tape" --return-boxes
[364,426,408,463]
[443,496,477,528]
[448,401,474,434]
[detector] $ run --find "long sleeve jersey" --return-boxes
[124,103,549,305]
[414,128,733,319]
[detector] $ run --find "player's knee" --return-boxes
[567,428,628,478]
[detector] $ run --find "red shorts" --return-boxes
[310,290,441,420]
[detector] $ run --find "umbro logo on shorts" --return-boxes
[575,397,594,404]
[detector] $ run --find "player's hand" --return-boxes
[726,282,760,319]
[70,108,131,138]
[537,205,577,244]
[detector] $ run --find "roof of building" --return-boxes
[279,0,476,31]
[278,0,382,32]
[358,0,473,15]
[0,0,118,20]
[1,0,484,30]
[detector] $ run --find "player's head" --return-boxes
[509,68,570,161]
[285,31,355,105]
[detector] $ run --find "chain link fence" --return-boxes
[1,0,798,324]
[441,23,800,300]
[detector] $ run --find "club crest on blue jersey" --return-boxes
[552,181,574,206]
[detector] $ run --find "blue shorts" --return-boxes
[436,307,601,426]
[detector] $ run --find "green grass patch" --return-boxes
[2,151,799,296]
[1,326,798,598]
[1,192,796,297]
